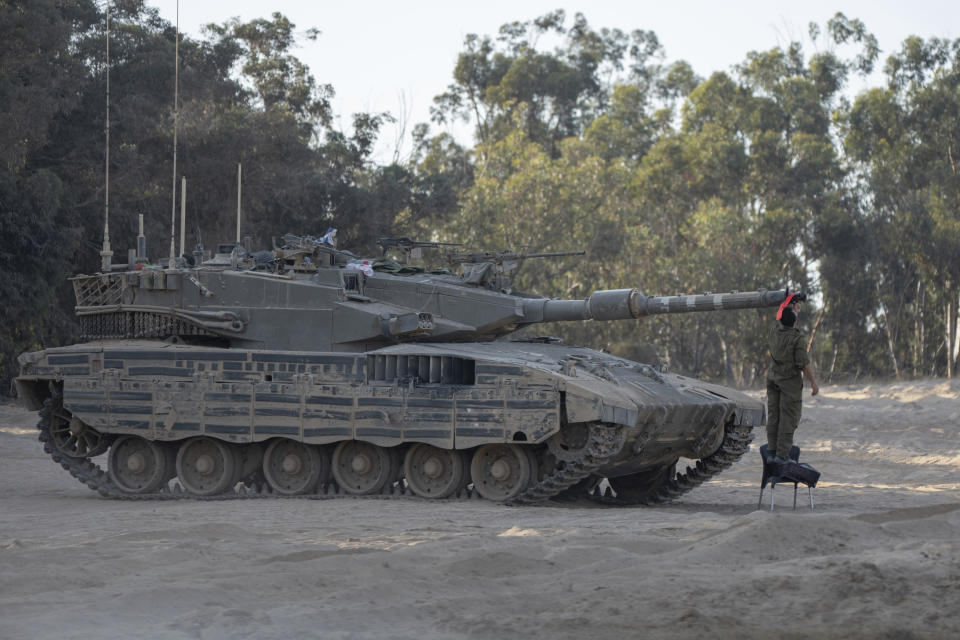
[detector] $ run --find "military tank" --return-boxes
[15,231,787,504]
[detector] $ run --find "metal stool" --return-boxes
[757,444,820,511]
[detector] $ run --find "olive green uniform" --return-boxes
[766,322,809,459]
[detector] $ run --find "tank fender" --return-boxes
[563,386,638,428]
[599,401,638,427]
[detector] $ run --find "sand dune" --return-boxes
[1,379,958,639]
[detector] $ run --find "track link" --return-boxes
[37,396,422,503]
[508,424,626,505]
[36,395,749,506]
[596,421,755,506]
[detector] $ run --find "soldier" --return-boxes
[766,293,819,464]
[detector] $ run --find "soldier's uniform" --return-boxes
[766,322,809,459]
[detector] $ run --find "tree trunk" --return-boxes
[807,305,825,353]
[913,279,924,377]
[877,282,901,380]
[952,287,960,377]
[716,331,733,387]
[946,283,957,379]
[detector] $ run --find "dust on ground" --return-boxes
[1,380,958,640]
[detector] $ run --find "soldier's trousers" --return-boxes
[766,377,803,459]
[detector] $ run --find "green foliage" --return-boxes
[3,5,960,393]
[435,10,935,384]
[432,11,673,157]
[0,0,99,172]
[0,2,418,390]
[205,12,333,134]
[840,33,960,376]
[0,0,99,386]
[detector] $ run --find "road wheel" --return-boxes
[331,441,396,495]
[404,444,468,498]
[262,439,330,495]
[175,437,238,496]
[108,436,174,493]
[470,444,536,501]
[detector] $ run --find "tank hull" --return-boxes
[17,339,763,494]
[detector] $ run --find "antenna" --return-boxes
[168,0,180,266]
[180,176,186,257]
[137,213,146,262]
[236,162,242,245]
[99,2,113,273]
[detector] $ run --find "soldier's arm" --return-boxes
[802,364,819,396]
[793,333,818,395]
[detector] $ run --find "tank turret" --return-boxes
[16,232,788,505]
[61,234,788,352]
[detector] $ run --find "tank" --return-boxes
[15,233,788,504]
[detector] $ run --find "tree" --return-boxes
[432,11,667,157]
[0,0,99,384]
[843,35,960,377]
[0,3,397,390]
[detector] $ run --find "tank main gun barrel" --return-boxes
[523,289,788,323]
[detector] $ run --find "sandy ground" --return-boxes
[1,379,959,640]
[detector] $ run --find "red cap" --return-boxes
[777,293,796,321]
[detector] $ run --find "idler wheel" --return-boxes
[262,439,330,495]
[470,444,537,501]
[546,422,591,463]
[331,441,398,495]
[403,444,469,499]
[175,437,238,496]
[108,436,174,493]
[47,398,110,459]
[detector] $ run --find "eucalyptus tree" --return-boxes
[432,10,666,158]
[624,14,878,382]
[0,3,396,391]
[844,35,960,377]
[0,0,99,385]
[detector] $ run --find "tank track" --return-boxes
[596,422,755,506]
[507,424,626,505]
[37,397,417,503]
[35,396,749,505]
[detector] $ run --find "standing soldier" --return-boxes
[766,292,819,464]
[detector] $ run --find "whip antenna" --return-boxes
[99,2,113,273]
[180,176,186,257]
[236,162,242,245]
[169,0,180,266]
